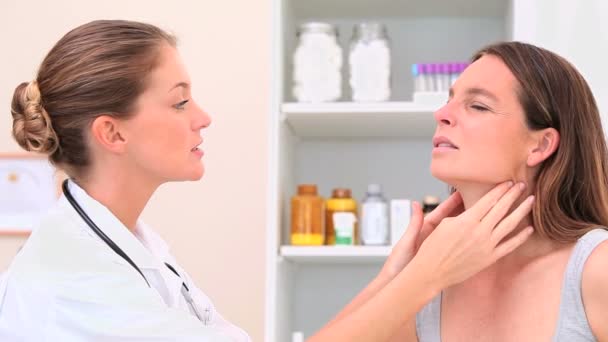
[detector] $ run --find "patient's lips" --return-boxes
[432,136,458,153]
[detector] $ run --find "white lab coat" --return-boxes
[0,180,251,341]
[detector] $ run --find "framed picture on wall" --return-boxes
[0,153,61,235]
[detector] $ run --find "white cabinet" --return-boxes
[265,0,514,340]
[511,0,608,129]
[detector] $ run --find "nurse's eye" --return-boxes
[174,99,189,110]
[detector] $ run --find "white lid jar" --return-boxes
[292,22,343,103]
[348,22,391,102]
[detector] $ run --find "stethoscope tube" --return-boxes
[62,179,210,324]
[62,179,150,287]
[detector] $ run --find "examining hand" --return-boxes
[380,191,464,279]
[412,181,534,290]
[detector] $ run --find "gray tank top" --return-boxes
[416,228,608,342]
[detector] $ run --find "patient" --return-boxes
[413,42,608,341]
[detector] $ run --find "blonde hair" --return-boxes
[10,20,176,178]
[11,81,59,155]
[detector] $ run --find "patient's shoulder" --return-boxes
[581,229,608,289]
[581,233,608,340]
[583,236,608,288]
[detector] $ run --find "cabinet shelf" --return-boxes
[291,0,507,19]
[280,245,391,263]
[281,102,439,138]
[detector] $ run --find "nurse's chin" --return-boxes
[188,166,205,181]
[173,165,205,182]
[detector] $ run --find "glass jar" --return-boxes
[292,22,342,103]
[348,22,391,102]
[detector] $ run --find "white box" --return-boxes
[412,91,448,106]
[390,199,412,246]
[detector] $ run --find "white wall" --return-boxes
[512,0,608,128]
[0,1,270,340]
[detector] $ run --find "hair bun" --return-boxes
[11,81,59,155]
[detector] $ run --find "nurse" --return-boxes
[0,20,533,341]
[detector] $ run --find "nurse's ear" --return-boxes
[526,127,560,167]
[90,115,128,154]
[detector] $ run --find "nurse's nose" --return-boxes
[192,101,211,130]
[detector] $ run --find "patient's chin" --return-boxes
[430,167,457,184]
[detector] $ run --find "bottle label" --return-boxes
[333,212,356,245]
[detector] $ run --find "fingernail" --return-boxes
[527,195,535,203]
[526,226,534,234]
[519,182,526,190]
[506,181,514,187]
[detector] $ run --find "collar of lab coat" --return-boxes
[63,179,158,271]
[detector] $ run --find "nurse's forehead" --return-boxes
[168,82,190,93]
[146,47,191,92]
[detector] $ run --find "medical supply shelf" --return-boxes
[280,245,391,264]
[265,0,533,340]
[282,102,438,138]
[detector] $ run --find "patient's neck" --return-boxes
[456,182,557,275]
[458,183,499,211]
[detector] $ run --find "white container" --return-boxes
[348,22,391,102]
[292,332,304,342]
[390,199,411,246]
[361,184,389,245]
[292,22,343,103]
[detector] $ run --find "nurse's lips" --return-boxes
[191,140,204,157]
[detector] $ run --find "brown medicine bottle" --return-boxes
[325,188,358,245]
[290,184,325,245]
[422,195,440,216]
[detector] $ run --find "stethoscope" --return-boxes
[62,179,211,325]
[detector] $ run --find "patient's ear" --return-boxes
[527,128,560,167]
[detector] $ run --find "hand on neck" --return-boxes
[452,179,562,276]
[457,182,503,210]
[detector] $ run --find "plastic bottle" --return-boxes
[361,184,389,245]
[290,184,325,245]
[412,63,420,92]
[427,63,437,92]
[449,62,459,85]
[325,188,358,245]
[438,63,451,92]
[292,332,304,342]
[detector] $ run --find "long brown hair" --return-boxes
[11,20,176,178]
[472,41,608,242]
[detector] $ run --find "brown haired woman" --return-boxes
[0,20,535,341]
[413,42,608,341]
